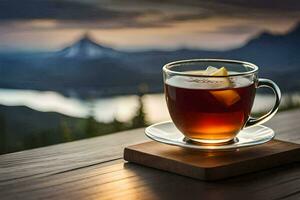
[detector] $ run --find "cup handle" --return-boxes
[245,78,281,128]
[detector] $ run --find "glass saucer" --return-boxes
[145,121,275,150]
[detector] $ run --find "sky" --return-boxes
[0,0,300,51]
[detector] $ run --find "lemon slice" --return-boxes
[210,67,228,76]
[210,90,241,107]
[208,67,240,107]
[205,66,219,75]
[208,67,231,88]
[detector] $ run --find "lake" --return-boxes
[0,89,298,123]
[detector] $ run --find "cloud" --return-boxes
[214,0,300,11]
[0,0,299,34]
[0,0,176,29]
[0,0,141,20]
[108,0,300,22]
[1,0,299,30]
[0,0,299,36]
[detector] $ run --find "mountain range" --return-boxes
[0,23,299,97]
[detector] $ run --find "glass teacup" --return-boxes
[163,59,281,144]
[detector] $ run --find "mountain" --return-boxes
[221,23,300,92]
[58,33,122,59]
[0,35,159,97]
[228,23,300,68]
[0,23,299,96]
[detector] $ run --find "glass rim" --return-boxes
[163,59,259,77]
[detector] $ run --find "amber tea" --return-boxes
[165,76,256,143]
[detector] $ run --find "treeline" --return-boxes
[0,95,147,155]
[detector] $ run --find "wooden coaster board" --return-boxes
[123,140,300,181]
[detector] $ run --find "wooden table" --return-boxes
[1,109,300,200]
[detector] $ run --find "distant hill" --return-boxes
[0,23,299,96]
[0,104,86,153]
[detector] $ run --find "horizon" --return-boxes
[0,0,299,52]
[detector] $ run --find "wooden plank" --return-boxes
[1,160,300,200]
[124,140,300,180]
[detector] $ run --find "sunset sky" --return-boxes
[0,0,299,51]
